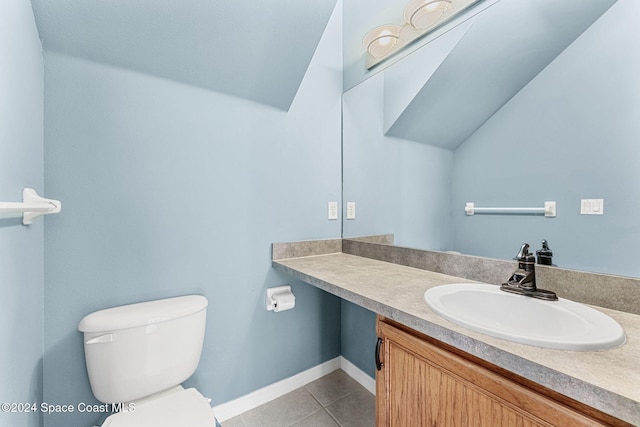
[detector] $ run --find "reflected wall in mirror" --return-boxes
[342,0,640,278]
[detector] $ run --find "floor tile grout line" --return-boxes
[286,407,332,427]
[304,382,355,409]
[284,388,322,427]
[227,370,373,427]
[324,407,344,427]
[302,380,350,426]
[303,384,323,407]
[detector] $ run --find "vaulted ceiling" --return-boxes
[30,0,338,110]
[383,0,616,150]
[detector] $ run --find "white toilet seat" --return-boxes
[101,388,217,427]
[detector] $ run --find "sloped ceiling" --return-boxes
[384,0,616,150]
[382,16,475,135]
[30,0,337,110]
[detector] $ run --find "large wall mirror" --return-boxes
[342,0,640,279]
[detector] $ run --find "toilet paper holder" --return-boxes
[266,285,295,312]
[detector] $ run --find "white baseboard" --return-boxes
[339,356,376,395]
[213,357,341,422]
[212,356,375,422]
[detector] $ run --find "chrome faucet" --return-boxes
[500,243,558,301]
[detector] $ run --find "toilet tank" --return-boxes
[78,295,208,403]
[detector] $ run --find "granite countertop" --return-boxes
[272,252,640,425]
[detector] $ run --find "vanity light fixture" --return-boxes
[363,0,483,69]
[362,25,403,58]
[405,0,452,29]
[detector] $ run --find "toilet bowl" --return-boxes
[78,295,217,426]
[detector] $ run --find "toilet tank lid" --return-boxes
[78,295,208,333]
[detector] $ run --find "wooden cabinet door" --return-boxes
[376,317,611,427]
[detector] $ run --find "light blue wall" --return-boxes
[0,1,44,427]
[343,68,454,249]
[452,0,640,277]
[42,4,343,426]
[341,63,454,378]
[341,302,376,378]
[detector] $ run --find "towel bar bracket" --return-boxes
[0,188,62,225]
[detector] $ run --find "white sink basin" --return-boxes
[424,283,626,351]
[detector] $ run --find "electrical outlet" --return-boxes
[328,201,338,220]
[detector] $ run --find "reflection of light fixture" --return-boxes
[363,25,402,58]
[362,0,482,69]
[405,0,452,29]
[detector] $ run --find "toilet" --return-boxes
[78,295,218,426]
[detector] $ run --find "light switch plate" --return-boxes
[346,202,356,220]
[581,199,604,215]
[328,201,338,220]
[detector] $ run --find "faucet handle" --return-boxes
[514,243,535,274]
[514,243,531,261]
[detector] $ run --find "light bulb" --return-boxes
[404,0,452,29]
[363,25,402,58]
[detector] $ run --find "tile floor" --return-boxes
[221,370,375,427]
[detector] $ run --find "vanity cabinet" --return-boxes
[375,317,628,427]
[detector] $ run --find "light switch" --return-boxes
[580,199,604,215]
[346,202,356,220]
[328,201,338,220]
